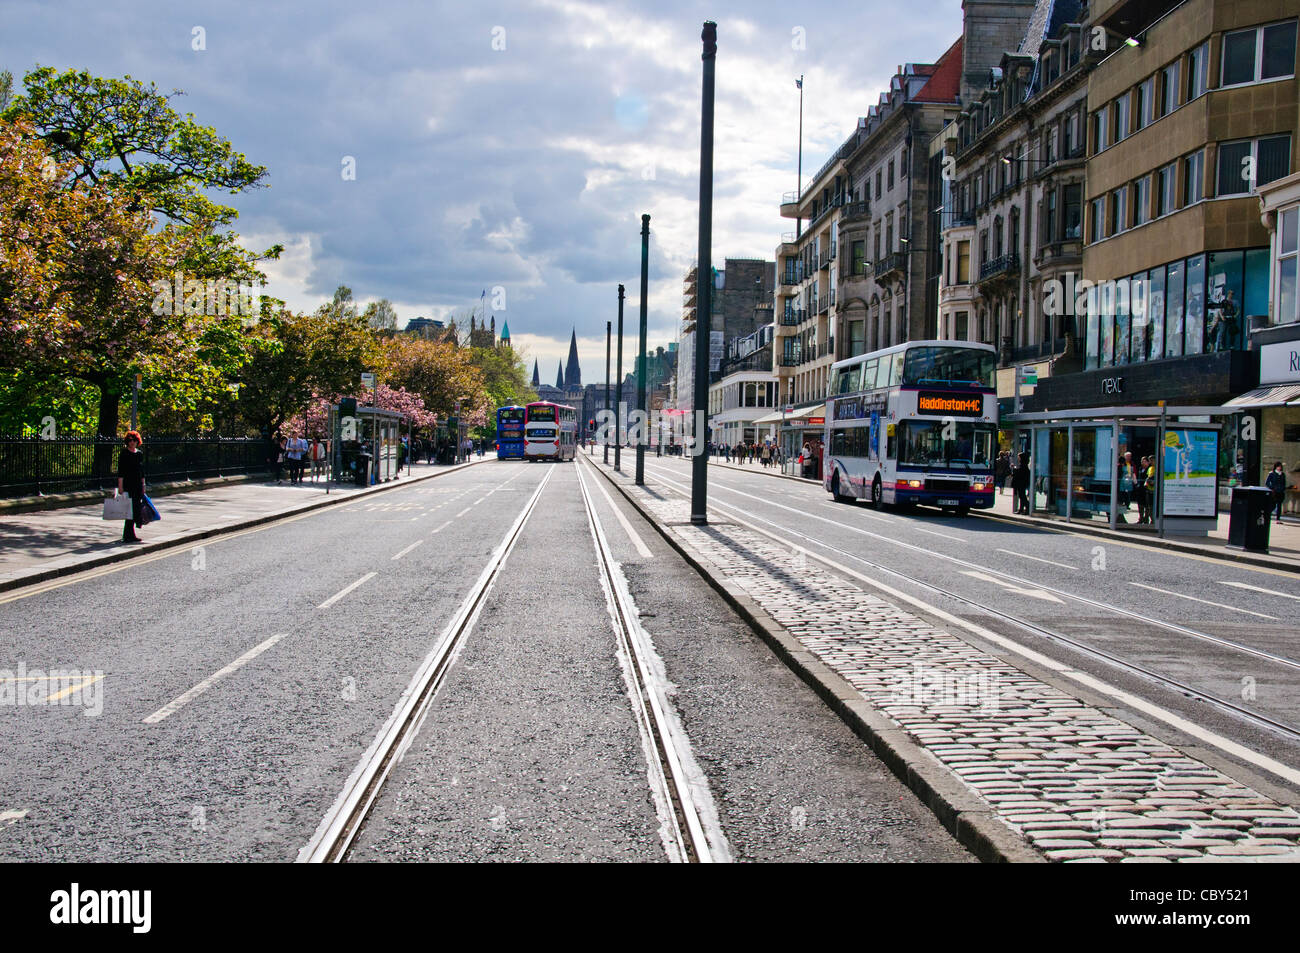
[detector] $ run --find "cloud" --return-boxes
[1,0,964,379]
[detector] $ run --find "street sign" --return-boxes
[1018,366,1038,385]
[784,406,794,414]
[361,372,377,390]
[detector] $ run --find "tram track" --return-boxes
[301,460,726,863]
[639,462,1300,749]
[298,466,556,863]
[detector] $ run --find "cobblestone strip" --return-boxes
[628,487,1300,864]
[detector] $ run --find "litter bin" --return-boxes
[354,452,372,487]
[1228,486,1273,551]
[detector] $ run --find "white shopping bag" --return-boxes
[102,492,133,521]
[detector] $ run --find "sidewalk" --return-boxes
[691,455,1300,573]
[0,459,488,592]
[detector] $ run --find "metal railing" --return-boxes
[979,253,1020,282]
[0,435,273,498]
[781,308,805,326]
[873,251,907,280]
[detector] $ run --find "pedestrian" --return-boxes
[1266,461,1288,523]
[287,433,308,483]
[273,434,288,484]
[117,430,146,544]
[1143,456,1157,523]
[1118,451,1136,516]
[801,441,812,478]
[994,451,1009,495]
[1012,450,1031,514]
[310,436,327,481]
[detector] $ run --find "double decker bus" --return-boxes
[496,405,527,459]
[823,341,998,515]
[524,401,577,461]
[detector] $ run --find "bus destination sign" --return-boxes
[916,391,983,417]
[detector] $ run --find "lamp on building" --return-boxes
[1124,35,1143,48]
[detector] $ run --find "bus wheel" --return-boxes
[870,477,882,509]
[831,473,852,504]
[956,505,970,517]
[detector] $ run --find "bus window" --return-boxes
[899,421,994,466]
[875,357,892,390]
[890,352,905,386]
[835,365,860,395]
[902,346,995,387]
[860,358,877,390]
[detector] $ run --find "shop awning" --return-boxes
[752,403,825,426]
[1224,384,1300,407]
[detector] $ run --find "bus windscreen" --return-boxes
[902,347,995,388]
[528,406,556,422]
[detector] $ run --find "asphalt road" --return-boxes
[0,455,969,862]
[641,454,1300,803]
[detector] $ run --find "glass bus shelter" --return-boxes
[329,404,409,485]
[1002,405,1239,536]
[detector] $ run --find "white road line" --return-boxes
[1128,582,1279,620]
[317,572,378,609]
[143,634,286,724]
[430,520,452,535]
[391,539,425,560]
[455,507,472,517]
[1220,580,1300,602]
[578,464,653,558]
[995,548,1078,571]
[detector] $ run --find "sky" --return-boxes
[3,0,964,379]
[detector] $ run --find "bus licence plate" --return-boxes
[938,498,960,506]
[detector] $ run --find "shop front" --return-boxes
[1006,406,1235,536]
[1226,339,1300,509]
[754,403,825,477]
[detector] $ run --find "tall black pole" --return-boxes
[796,74,804,239]
[635,214,650,486]
[615,284,625,472]
[691,22,716,525]
[604,319,612,464]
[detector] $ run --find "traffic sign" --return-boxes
[1018,366,1038,385]
[361,372,377,389]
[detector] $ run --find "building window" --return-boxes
[876,169,883,197]
[955,311,968,340]
[994,218,1004,258]
[1093,104,1109,152]
[1134,175,1150,226]
[1137,76,1155,129]
[1090,196,1106,242]
[1045,128,1057,164]
[1112,187,1128,234]
[1188,42,1209,99]
[1222,20,1298,87]
[1044,190,1057,243]
[1160,61,1180,117]
[1184,149,1204,205]
[957,240,970,283]
[1217,135,1292,195]
[887,160,895,190]
[1279,207,1299,325]
[852,240,866,275]
[1064,184,1082,239]
[1156,162,1177,216]
[1113,94,1131,142]
[900,147,908,177]
[1063,110,1077,156]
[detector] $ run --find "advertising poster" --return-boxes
[1162,428,1218,518]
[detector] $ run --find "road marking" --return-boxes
[143,633,286,724]
[0,809,28,829]
[455,507,472,517]
[391,539,425,560]
[1129,582,1279,620]
[961,570,1065,603]
[318,572,378,609]
[578,465,653,558]
[995,548,1078,571]
[46,673,104,703]
[430,521,452,535]
[1219,580,1300,602]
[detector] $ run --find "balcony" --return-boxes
[977,253,1020,288]
[818,250,831,270]
[829,288,837,307]
[780,308,804,326]
[780,352,801,367]
[781,274,800,287]
[840,200,870,223]
[817,295,830,315]
[873,251,907,284]
[780,191,801,218]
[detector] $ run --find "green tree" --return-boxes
[362,298,398,332]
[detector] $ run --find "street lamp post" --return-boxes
[604,319,612,464]
[636,213,650,486]
[615,284,625,473]
[691,21,717,525]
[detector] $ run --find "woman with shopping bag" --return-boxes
[115,430,146,543]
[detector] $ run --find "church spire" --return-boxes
[556,361,564,389]
[564,328,581,388]
[531,358,540,387]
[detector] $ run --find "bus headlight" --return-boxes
[972,482,987,491]
[906,479,922,488]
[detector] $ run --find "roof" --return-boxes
[912,37,963,103]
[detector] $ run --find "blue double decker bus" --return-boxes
[496,405,527,459]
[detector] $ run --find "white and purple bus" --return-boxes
[823,341,998,515]
[524,401,577,461]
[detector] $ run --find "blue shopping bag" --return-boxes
[139,495,161,525]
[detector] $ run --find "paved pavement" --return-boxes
[0,453,969,862]
[607,454,1300,862]
[0,460,484,590]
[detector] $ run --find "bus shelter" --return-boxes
[1002,405,1240,536]
[753,403,825,477]
[330,404,409,485]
